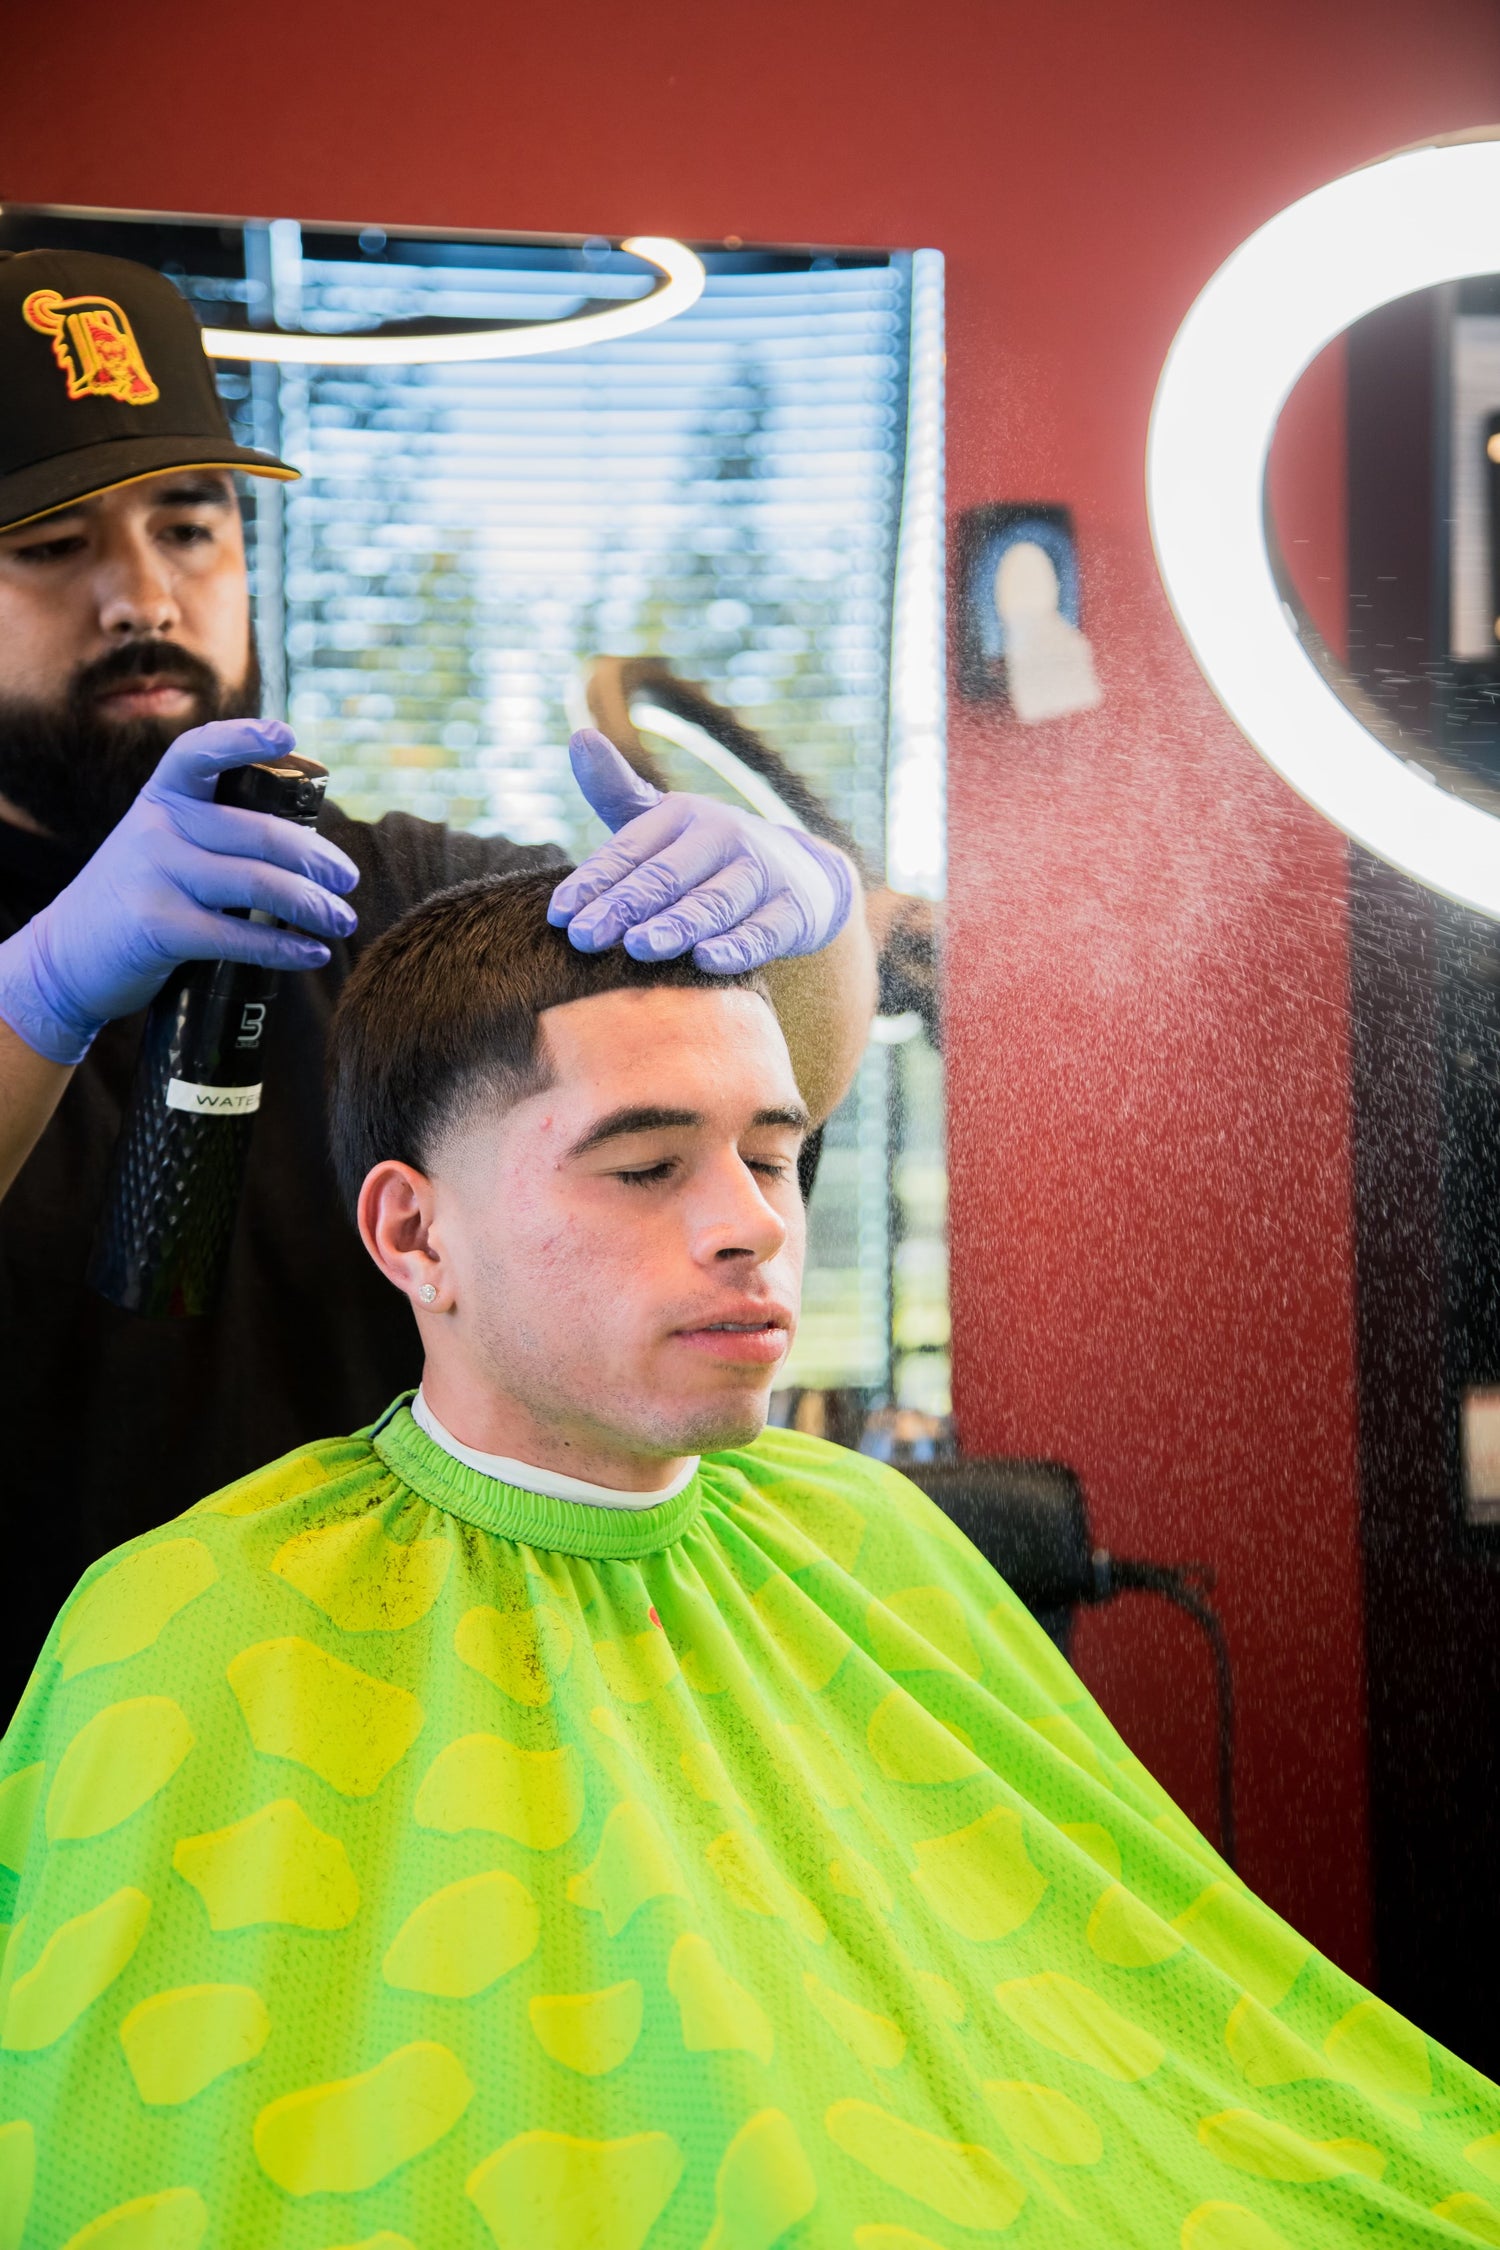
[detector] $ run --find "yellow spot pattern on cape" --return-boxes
[57,1541,217,1680]
[253,2040,473,2194]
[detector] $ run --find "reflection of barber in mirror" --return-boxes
[4,866,1496,2243]
[0,248,875,1725]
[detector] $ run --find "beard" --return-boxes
[0,636,263,855]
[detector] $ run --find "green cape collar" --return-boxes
[370,1397,705,1560]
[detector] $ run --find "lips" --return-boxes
[669,1303,793,1366]
[95,675,197,716]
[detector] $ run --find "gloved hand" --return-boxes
[549,728,854,973]
[0,719,359,1066]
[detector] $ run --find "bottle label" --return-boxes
[165,1079,263,1116]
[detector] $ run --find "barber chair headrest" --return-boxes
[900,1458,1093,1617]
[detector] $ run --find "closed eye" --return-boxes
[614,1160,677,1188]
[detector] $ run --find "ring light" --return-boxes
[630,702,807,830]
[201,236,705,366]
[1147,131,1500,918]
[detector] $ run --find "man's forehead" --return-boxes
[536,982,799,1114]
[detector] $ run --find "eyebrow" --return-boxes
[564,1101,810,1160]
[152,478,235,508]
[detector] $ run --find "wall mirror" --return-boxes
[0,202,950,1444]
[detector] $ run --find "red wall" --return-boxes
[12,0,1500,1981]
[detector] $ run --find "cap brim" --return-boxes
[0,433,298,535]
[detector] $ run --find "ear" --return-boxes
[356,1159,449,1313]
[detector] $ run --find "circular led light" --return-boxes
[630,701,807,830]
[201,235,705,365]
[1147,131,1500,918]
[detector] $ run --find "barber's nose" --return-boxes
[96,532,181,639]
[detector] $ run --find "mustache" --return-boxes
[70,638,223,706]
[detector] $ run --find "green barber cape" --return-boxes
[1,1404,1498,2249]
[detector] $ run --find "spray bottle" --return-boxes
[88,751,330,1317]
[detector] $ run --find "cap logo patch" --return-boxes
[22,288,160,407]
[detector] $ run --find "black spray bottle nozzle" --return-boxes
[214,752,328,825]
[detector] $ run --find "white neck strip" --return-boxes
[411,1388,698,1512]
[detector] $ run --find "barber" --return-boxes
[0,248,875,1718]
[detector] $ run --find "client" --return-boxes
[1,869,1497,2249]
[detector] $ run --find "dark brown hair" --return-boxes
[326,866,767,1214]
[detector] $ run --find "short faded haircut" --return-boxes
[327,866,769,1214]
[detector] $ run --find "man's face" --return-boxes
[0,468,257,849]
[426,985,808,1463]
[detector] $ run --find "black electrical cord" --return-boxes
[1087,1553,1237,1869]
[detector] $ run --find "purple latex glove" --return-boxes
[549,729,854,973]
[0,719,359,1066]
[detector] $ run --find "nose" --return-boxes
[95,519,182,641]
[691,1152,790,1269]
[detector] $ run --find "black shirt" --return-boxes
[0,807,564,1720]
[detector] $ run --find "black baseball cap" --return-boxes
[0,248,298,534]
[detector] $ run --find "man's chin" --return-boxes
[56,711,209,849]
[656,1392,774,1459]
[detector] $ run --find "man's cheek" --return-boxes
[535,1205,648,1281]
[526,1220,587,1291]
[0,606,75,704]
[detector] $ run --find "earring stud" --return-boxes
[419,1283,438,1304]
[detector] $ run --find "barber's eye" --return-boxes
[615,1161,676,1187]
[12,535,86,563]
